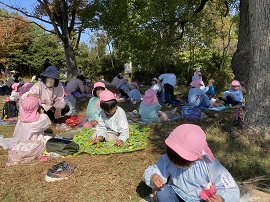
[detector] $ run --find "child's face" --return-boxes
[104,106,117,117]
[232,85,240,91]
[131,84,135,89]
[151,80,156,85]
[96,89,104,97]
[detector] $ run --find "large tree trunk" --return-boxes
[231,0,250,86]
[63,42,77,80]
[244,0,270,136]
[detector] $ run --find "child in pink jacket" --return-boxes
[13,96,51,143]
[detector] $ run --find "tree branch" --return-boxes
[194,0,210,13]
[0,14,55,34]
[224,0,229,17]
[0,1,52,24]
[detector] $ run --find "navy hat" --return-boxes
[41,66,60,80]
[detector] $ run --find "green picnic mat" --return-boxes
[73,124,150,154]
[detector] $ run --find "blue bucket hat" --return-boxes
[41,66,60,80]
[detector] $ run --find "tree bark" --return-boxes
[231,0,250,86]
[244,0,270,136]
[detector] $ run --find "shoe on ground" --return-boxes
[45,161,77,182]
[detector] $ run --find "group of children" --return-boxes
[188,67,243,108]
[2,66,242,201]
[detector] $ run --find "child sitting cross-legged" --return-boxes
[92,90,129,146]
[143,124,240,202]
[128,82,141,104]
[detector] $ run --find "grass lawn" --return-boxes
[0,85,269,202]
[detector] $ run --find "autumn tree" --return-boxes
[0,9,31,66]
[0,0,98,80]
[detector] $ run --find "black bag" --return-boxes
[2,101,18,119]
[46,138,79,156]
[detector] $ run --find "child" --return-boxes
[143,124,240,202]
[85,82,106,126]
[151,77,162,97]
[9,83,22,102]
[116,77,130,99]
[66,75,86,94]
[13,96,51,143]
[188,79,212,108]
[128,82,141,104]
[139,89,162,123]
[64,87,77,116]
[221,80,243,106]
[92,90,129,146]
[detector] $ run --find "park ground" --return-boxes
[0,84,269,202]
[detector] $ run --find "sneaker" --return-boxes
[45,162,77,182]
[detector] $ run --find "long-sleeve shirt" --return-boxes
[139,102,162,123]
[128,89,141,102]
[143,154,240,202]
[224,88,243,102]
[158,73,177,87]
[96,107,129,143]
[86,97,101,121]
[188,87,209,107]
[13,114,51,143]
[151,84,162,93]
[21,81,66,111]
[66,79,85,94]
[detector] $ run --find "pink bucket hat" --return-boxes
[20,96,41,122]
[99,90,116,102]
[165,124,214,162]
[142,89,158,106]
[231,80,240,86]
[190,79,204,88]
[11,83,20,92]
[94,81,106,89]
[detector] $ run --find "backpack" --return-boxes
[2,101,18,119]
[182,105,201,120]
[46,138,79,156]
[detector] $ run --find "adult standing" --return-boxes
[158,73,177,106]
[22,66,69,122]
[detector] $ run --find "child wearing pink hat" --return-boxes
[92,90,129,146]
[188,79,212,108]
[128,82,141,104]
[143,124,240,202]
[139,89,162,123]
[220,80,243,106]
[9,82,22,102]
[85,82,106,127]
[13,96,51,143]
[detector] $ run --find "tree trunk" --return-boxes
[244,0,270,136]
[231,0,250,86]
[63,42,77,80]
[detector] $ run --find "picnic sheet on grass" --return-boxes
[73,124,150,155]
[205,106,227,111]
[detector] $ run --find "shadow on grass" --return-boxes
[136,180,152,199]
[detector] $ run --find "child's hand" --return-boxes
[229,94,235,99]
[206,195,224,202]
[151,174,164,189]
[115,140,124,146]
[93,136,104,143]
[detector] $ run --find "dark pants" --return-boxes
[219,96,241,106]
[164,83,174,104]
[45,104,70,122]
[119,89,129,99]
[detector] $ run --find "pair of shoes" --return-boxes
[45,161,77,182]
